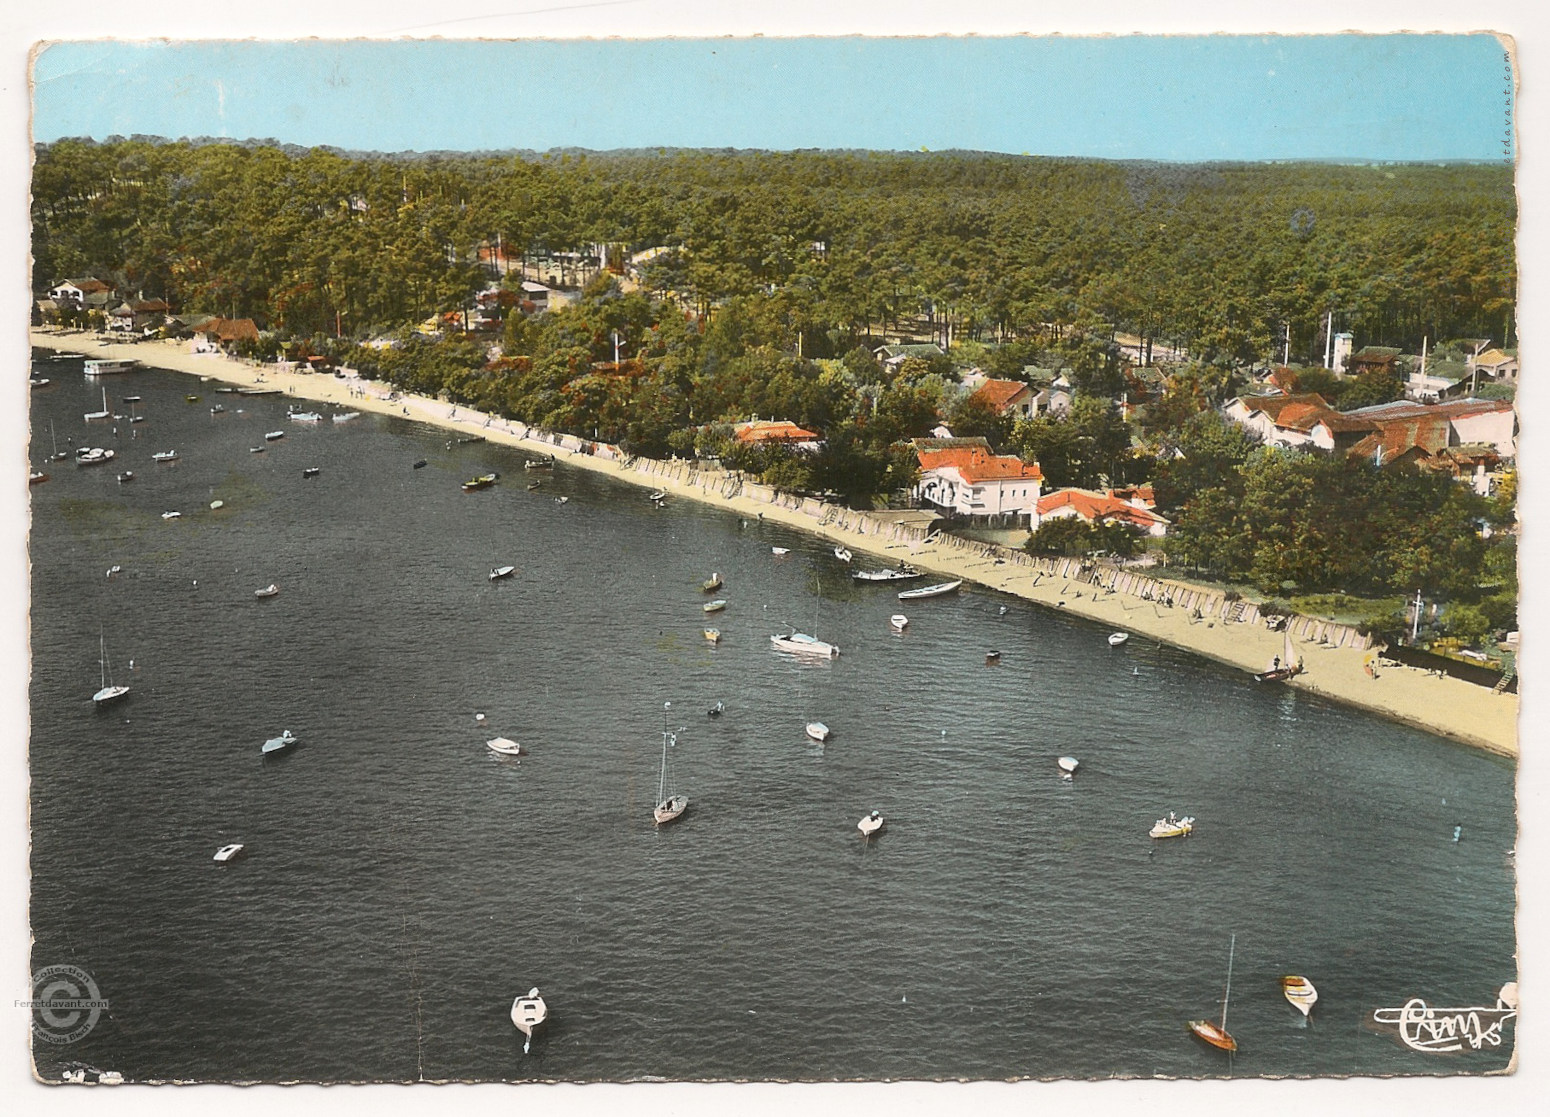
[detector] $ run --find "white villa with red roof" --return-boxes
[913,444,1043,519]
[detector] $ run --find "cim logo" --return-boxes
[1371,983,1518,1054]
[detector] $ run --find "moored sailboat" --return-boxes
[1188,933,1239,1053]
[653,702,688,825]
[92,631,129,705]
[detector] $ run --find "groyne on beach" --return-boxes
[30,330,1519,758]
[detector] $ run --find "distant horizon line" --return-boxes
[32,135,1517,168]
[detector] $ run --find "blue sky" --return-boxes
[32,34,1513,161]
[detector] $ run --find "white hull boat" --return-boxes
[805,721,830,742]
[490,565,516,581]
[254,584,279,598]
[653,702,688,825]
[889,614,909,631]
[833,547,853,562]
[264,431,285,441]
[151,450,179,463]
[1149,813,1195,839]
[1058,756,1080,776]
[771,547,789,555]
[511,988,548,1053]
[898,579,962,601]
[262,730,299,754]
[75,447,115,467]
[1281,975,1318,1017]
[1108,632,1130,647]
[858,810,886,837]
[853,565,923,582]
[289,411,323,423]
[771,632,839,658]
[84,358,137,376]
[213,843,246,863]
[486,737,524,757]
[92,632,129,705]
[331,411,360,423]
[161,511,181,520]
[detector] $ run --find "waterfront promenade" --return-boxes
[29,330,1519,757]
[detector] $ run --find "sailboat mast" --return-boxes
[1220,933,1237,1032]
[100,631,107,689]
[658,702,670,804]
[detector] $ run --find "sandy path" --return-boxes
[31,330,1518,758]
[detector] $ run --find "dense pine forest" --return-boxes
[33,139,1515,358]
[31,138,1519,642]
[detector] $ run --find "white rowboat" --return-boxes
[897,580,962,601]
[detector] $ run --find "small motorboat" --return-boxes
[771,547,790,555]
[289,411,323,423]
[523,455,555,471]
[898,580,962,601]
[332,411,360,423]
[833,546,853,562]
[805,721,830,742]
[1150,813,1195,839]
[858,810,886,837]
[29,471,48,485]
[161,511,182,520]
[302,467,321,478]
[105,565,122,578]
[703,628,720,642]
[1058,756,1080,776]
[1108,632,1130,647]
[1281,975,1318,1017]
[986,650,1001,664]
[890,614,909,631]
[209,500,225,510]
[185,394,201,403]
[249,447,265,454]
[703,599,727,614]
[254,584,279,598]
[264,430,285,442]
[462,474,498,492]
[554,496,570,505]
[151,450,179,463]
[262,729,299,754]
[510,987,548,1053]
[998,604,1009,615]
[412,459,427,469]
[701,572,723,592]
[75,447,115,467]
[210,405,225,415]
[490,565,516,581]
[647,490,667,502]
[486,737,524,757]
[213,843,246,863]
[117,471,134,482]
[29,377,49,388]
[770,632,838,658]
[707,701,725,717]
[852,565,924,582]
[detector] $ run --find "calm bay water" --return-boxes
[28,356,1517,1081]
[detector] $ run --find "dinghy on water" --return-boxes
[890,614,909,631]
[1150,812,1194,839]
[898,580,962,601]
[254,584,279,598]
[1058,756,1080,778]
[486,737,524,757]
[833,546,853,562]
[805,721,831,742]
[213,843,246,863]
[510,988,548,1053]
[489,565,516,581]
[771,547,789,555]
[1280,975,1318,1017]
[262,730,299,755]
[1108,632,1130,647]
[858,810,886,838]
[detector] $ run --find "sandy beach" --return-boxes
[30,329,1519,758]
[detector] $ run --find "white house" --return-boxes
[914,446,1043,519]
[1034,487,1171,537]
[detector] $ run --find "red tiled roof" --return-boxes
[1036,488,1169,528]
[1237,393,1330,422]
[969,378,1032,414]
[735,420,820,443]
[917,447,1042,484]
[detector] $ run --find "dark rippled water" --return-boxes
[28,356,1517,1082]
